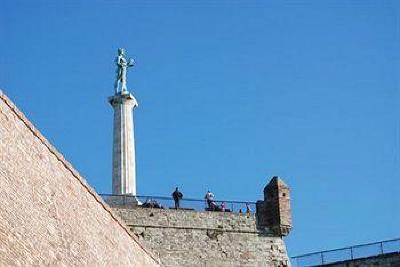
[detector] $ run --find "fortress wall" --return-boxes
[114,208,290,267]
[0,91,159,266]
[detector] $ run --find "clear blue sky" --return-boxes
[1,0,399,257]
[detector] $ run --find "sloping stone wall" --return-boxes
[0,90,159,266]
[114,207,290,267]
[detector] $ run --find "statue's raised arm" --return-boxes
[114,48,135,95]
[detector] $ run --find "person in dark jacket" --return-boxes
[172,187,183,209]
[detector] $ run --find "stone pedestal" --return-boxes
[109,92,138,196]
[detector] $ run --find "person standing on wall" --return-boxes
[246,203,251,217]
[204,190,215,210]
[172,187,183,209]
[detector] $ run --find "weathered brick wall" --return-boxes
[0,90,159,266]
[257,177,292,237]
[323,252,400,267]
[114,207,290,267]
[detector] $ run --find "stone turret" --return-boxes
[256,176,292,236]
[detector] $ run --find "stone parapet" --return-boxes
[114,207,290,267]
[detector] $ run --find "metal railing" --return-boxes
[291,238,400,266]
[99,194,256,214]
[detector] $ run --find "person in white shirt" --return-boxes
[204,190,215,210]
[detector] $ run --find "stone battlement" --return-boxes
[114,206,290,267]
[111,176,293,266]
[116,208,263,233]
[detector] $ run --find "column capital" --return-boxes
[108,92,138,107]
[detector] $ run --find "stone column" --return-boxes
[109,92,138,196]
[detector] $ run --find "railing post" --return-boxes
[380,242,384,254]
[350,247,354,260]
[321,252,324,264]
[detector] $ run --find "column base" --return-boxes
[104,195,142,208]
